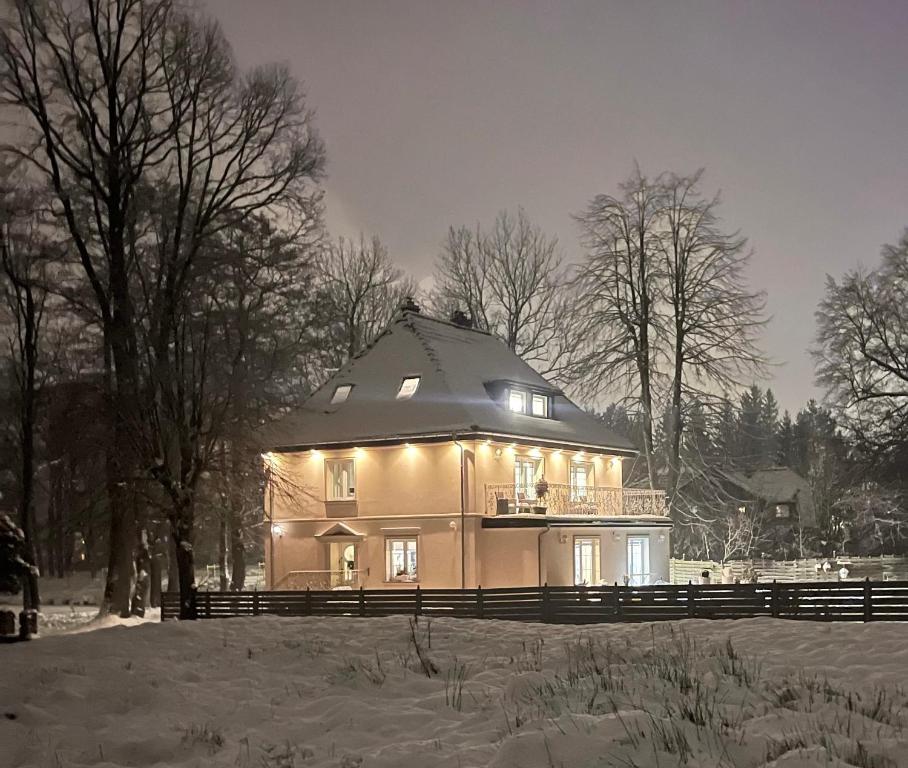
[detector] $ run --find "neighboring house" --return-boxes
[717,467,816,528]
[716,466,816,558]
[262,305,671,590]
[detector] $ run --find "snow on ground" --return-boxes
[2,616,907,768]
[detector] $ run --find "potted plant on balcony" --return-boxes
[533,476,549,515]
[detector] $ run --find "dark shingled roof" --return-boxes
[719,467,817,527]
[265,311,636,454]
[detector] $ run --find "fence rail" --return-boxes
[162,580,908,623]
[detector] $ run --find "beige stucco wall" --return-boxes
[267,440,624,522]
[263,439,665,590]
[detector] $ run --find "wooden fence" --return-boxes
[161,580,908,624]
[670,555,908,584]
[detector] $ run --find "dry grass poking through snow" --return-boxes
[2,615,908,768]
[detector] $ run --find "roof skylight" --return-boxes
[397,376,421,399]
[330,384,353,404]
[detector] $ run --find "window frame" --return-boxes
[508,388,527,414]
[385,536,419,583]
[573,536,601,586]
[330,384,353,404]
[626,535,651,587]
[570,461,595,501]
[531,393,549,418]
[326,457,356,501]
[514,456,544,500]
[397,376,421,400]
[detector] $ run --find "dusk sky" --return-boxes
[209,0,908,413]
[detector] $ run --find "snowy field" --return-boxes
[2,616,908,768]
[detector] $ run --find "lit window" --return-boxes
[627,536,651,586]
[330,384,352,404]
[326,459,355,500]
[508,389,526,413]
[574,537,601,585]
[774,504,791,519]
[514,457,543,500]
[386,537,418,582]
[570,462,594,501]
[397,376,421,399]
[531,393,548,417]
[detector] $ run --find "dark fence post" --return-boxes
[359,586,366,617]
[614,582,622,620]
[542,583,550,623]
[415,585,422,617]
[771,580,779,618]
[205,591,212,619]
[477,585,484,619]
[305,586,311,616]
[253,591,260,616]
[864,577,872,623]
[687,581,696,618]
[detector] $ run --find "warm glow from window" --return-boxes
[330,384,352,404]
[327,459,356,501]
[508,389,526,413]
[531,394,548,417]
[386,537,418,582]
[397,376,421,399]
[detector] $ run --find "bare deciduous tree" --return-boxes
[574,168,664,487]
[0,187,52,612]
[434,209,580,381]
[815,231,908,460]
[315,234,416,372]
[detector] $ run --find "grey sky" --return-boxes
[209,0,908,413]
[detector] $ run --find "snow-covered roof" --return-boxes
[265,310,636,454]
[720,467,816,525]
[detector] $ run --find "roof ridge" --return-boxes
[399,310,494,337]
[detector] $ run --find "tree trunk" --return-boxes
[227,446,246,591]
[18,289,40,611]
[170,505,196,619]
[130,509,151,617]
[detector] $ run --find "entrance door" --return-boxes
[329,541,357,587]
[573,537,600,585]
[626,536,650,586]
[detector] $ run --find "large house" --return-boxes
[262,305,671,590]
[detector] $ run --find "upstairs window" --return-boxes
[330,384,353,404]
[397,376,421,399]
[515,457,543,500]
[570,461,594,501]
[508,389,527,413]
[774,504,791,519]
[532,393,549,417]
[327,459,356,501]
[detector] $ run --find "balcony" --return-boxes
[485,483,668,518]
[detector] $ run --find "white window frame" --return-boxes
[531,393,549,418]
[627,535,651,586]
[397,376,421,400]
[570,461,595,501]
[326,458,356,501]
[385,536,418,582]
[514,456,543,501]
[508,388,527,414]
[330,384,353,404]
[573,536,601,586]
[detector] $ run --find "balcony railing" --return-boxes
[485,483,668,517]
[274,569,366,590]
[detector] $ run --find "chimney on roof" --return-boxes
[400,296,420,314]
[450,309,473,328]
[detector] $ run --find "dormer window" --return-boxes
[330,384,353,404]
[504,386,551,418]
[508,389,526,413]
[531,394,548,418]
[397,376,421,399]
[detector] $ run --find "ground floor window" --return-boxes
[627,535,650,586]
[573,536,600,585]
[386,537,418,582]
